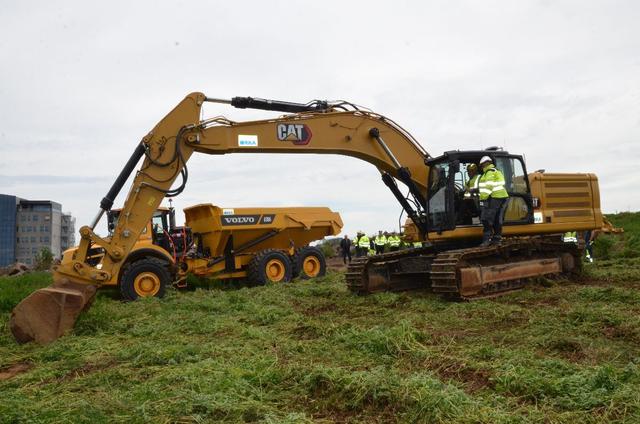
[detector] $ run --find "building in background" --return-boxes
[0,194,75,267]
[0,195,20,268]
[61,213,76,252]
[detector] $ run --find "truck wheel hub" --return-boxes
[266,260,285,281]
[134,272,161,296]
[303,257,320,277]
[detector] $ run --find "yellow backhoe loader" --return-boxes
[10,92,607,344]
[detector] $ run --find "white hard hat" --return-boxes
[479,155,493,165]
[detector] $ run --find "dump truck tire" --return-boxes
[119,257,170,301]
[292,246,327,279]
[248,249,292,285]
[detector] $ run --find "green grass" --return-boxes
[607,212,640,237]
[0,212,638,423]
[2,268,640,423]
[594,212,640,259]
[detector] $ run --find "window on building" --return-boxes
[20,215,26,222]
[44,236,50,243]
[30,236,36,243]
[32,205,52,212]
[25,258,31,264]
[33,215,39,221]
[44,226,49,232]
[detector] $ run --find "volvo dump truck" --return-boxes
[68,204,342,300]
[11,92,608,344]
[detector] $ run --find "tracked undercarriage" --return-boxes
[346,236,582,300]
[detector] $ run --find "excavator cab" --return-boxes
[425,149,534,234]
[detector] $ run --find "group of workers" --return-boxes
[339,231,416,264]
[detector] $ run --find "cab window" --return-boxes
[494,157,531,223]
[427,162,450,228]
[152,214,165,235]
[495,157,528,194]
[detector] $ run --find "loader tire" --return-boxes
[119,257,170,301]
[248,249,292,285]
[291,246,326,280]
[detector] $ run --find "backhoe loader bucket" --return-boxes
[10,279,97,345]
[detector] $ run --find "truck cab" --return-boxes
[107,207,192,260]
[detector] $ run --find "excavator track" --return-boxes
[347,236,583,299]
[346,247,435,294]
[344,257,369,293]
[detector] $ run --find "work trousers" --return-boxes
[341,249,352,264]
[480,197,508,243]
[375,245,385,255]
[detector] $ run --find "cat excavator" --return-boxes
[10,92,604,344]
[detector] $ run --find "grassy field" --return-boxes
[1,215,639,423]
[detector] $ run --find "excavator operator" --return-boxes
[464,163,480,194]
[457,163,480,225]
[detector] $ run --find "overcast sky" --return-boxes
[1,0,638,238]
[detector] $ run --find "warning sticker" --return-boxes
[222,208,234,216]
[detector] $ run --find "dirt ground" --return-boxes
[326,256,349,272]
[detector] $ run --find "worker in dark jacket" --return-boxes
[339,235,352,264]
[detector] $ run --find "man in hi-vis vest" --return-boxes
[475,156,509,247]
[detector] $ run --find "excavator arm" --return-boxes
[65,93,432,288]
[11,92,433,344]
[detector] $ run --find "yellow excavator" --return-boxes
[10,92,605,344]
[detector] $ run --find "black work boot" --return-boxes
[479,238,492,247]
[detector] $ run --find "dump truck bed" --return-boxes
[183,204,343,278]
